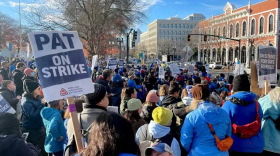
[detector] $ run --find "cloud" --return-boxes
[175,15,178,17]
[173,1,188,5]
[140,0,164,10]
[9,1,42,8]
[200,3,224,10]
[0,2,7,6]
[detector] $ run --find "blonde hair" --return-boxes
[159,84,169,96]
[185,96,213,112]
[268,87,280,104]
[181,88,188,99]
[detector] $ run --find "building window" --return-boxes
[182,31,185,35]
[218,27,221,37]
[159,24,162,28]
[179,24,181,29]
[251,19,255,35]
[230,24,233,38]
[175,24,177,28]
[171,24,173,28]
[171,37,173,41]
[163,24,165,28]
[242,21,246,36]
[208,30,211,41]
[269,15,274,32]
[175,31,177,35]
[163,31,165,35]
[179,31,181,35]
[190,25,193,29]
[259,17,264,34]
[159,30,161,35]
[171,31,173,35]
[236,23,239,37]
[214,29,216,36]
[223,26,226,37]
[183,25,185,29]
[167,31,169,35]
[167,24,169,28]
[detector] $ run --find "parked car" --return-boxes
[209,62,223,69]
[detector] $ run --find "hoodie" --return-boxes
[136,121,181,156]
[222,92,264,153]
[0,134,39,156]
[180,101,231,156]
[41,107,66,153]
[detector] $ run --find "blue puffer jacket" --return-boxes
[180,101,231,156]
[209,82,218,92]
[40,107,66,153]
[259,94,280,154]
[118,153,138,156]
[222,92,264,153]
[21,92,45,130]
[110,87,123,107]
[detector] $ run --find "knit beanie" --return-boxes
[233,74,250,92]
[152,107,173,126]
[192,84,210,100]
[127,98,142,111]
[23,80,40,93]
[24,68,33,75]
[84,84,107,106]
[146,92,159,103]
[48,100,61,107]
[0,113,19,133]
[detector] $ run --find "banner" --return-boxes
[157,59,161,65]
[28,30,94,101]
[188,65,195,75]
[206,64,209,72]
[258,45,277,85]
[0,95,15,114]
[118,59,124,68]
[159,67,165,79]
[26,43,30,59]
[169,63,180,74]
[233,63,244,76]
[107,58,117,70]
[91,55,98,70]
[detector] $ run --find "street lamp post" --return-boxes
[117,37,123,59]
[126,29,134,64]
[249,38,255,63]
[173,46,176,62]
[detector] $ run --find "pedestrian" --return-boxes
[120,87,137,114]
[96,69,113,94]
[209,78,218,92]
[136,107,181,156]
[141,91,159,123]
[66,83,109,155]
[0,80,21,111]
[258,87,280,156]
[10,61,16,73]
[222,74,264,155]
[22,68,37,82]
[12,62,26,96]
[161,81,181,109]
[110,74,123,108]
[217,81,229,94]
[0,113,40,156]
[40,100,66,156]
[158,84,169,106]
[80,111,140,156]
[21,80,47,156]
[180,84,232,156]
[0,61,10,80]
[123,98,147,135]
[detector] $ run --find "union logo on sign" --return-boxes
[60,88,68,96]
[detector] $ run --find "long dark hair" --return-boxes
[121,87,135,100]
[124,110,142,123]
[81,112,140,156]
[169,81,180,94]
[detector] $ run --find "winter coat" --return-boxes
[180,101,231,156]
[120,97,131,115]
[217,86,229,94]
[118,153,138,156]
[67,106,107,146]
[131,119,147,136]
[161,95,181,110]
[259,95,280,154]
[0,134,39,156]
[222,92,264,153]
[96,78,110,94]
[22,75,37,82]
[136,120,181,156]
[140,104,157,123]
[209,82,218,92]
[0,87,19,110]
[110,87,123,107]
[21,92,45,130]
[12,69,24,96]
[40,107,66,153]
[0,68,9,80]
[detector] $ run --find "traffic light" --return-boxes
[187,35,191,42]
[133,31,137,40]
[204,35,207,42]
[132,40,135,47]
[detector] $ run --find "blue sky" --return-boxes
[0,0,264,33]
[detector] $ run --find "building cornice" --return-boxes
[210,9,250,25]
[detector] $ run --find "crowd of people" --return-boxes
[0,60,280,156]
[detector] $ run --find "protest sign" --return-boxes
[118,59,124,68]
[157,59,161,65]
[169,63,180,74]
[0,94,16,114]
[91,55,98,70]
[107,58,117,70]
[233,64,244,76]
[159,67,165,79]
[258,45,277,85]
[206,64,209,72]
[188,65,195,75]
[28,31,94,101]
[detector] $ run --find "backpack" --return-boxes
[64,114,93,156]
[232,101,261,139]
[269,116,280,131]
[139,124,173,156]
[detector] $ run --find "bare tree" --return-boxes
[22,0,148,56]
[157,39,173,57]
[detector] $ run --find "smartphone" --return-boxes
[22,132,29,141]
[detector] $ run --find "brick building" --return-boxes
[197,0,279,68]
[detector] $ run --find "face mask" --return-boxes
[30,72,35,77]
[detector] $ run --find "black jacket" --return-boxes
[0,68,9,80]
[12,69,24,96]
[96,78,110,94]
[0,87,19,110]
[161,96,182,109]
[140,105,157,123]
[22,75,37,83]
[0,134,39,156]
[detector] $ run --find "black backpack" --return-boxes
[269,116,280,131]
